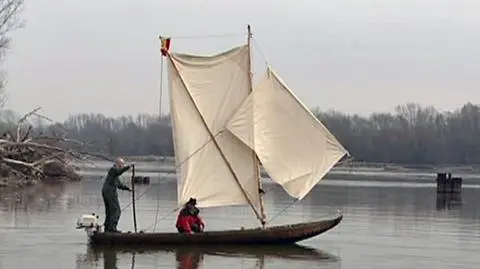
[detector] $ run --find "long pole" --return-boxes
[247,24,267,228]
[130,164,138,233]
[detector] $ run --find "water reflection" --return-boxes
[82,244,339,269]
[173,248,203,269]
[0,182,68,213]
[2,175,480,269]
[436,193,463,211]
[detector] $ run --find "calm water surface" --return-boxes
[0,175,479,269]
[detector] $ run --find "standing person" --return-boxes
[102,157,132,233]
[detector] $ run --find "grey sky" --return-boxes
[3,0,480,121]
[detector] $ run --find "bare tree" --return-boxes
[0,0,24,107]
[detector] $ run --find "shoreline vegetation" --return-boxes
[50,102,480,167]
[5,102,480,192]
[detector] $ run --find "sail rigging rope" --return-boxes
[142,207,178,232]
[158,51,164,117]
[151,173,161,232]
[267,200,342,225]
[251,38,269,66]
[165,32,245,40]
[152,51,165,232]
[266,198,299,224]
[120,130,224,213]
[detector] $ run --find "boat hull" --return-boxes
[88,214,342,246]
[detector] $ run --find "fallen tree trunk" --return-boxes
[0,107,112,188]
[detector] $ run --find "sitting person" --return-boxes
[176,198,205,234]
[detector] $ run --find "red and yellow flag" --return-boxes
[160,36,171,56]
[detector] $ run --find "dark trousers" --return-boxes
[102,189,121,232]
[177,223,202,233]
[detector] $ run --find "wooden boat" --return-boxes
[88,215,342,246]
[76,25,350,246]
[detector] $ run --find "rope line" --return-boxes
[152,53,165,232]
[159,53,164,117]
[251,37,269,67]
[166,32,245,40]
[268,202,342,225]
[120,131,223,212]
[152,176,161,232]
[266,199,299,224]
[142,206,179,232]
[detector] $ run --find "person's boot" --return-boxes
[111,226,122,233]
[104,224,115,233]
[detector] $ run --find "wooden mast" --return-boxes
[166,52,265,225]
[247,24,267,228]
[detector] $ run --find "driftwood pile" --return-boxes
[0,107,106,188]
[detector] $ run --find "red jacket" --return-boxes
[176,211,204,233]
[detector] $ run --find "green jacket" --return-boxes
[102,165,131,195]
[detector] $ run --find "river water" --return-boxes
[0,173,479,269]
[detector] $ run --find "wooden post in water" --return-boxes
[130,164,138,233]
[451,176,462,193]
[132,175,151,185]
[436,171,463,210]
[436,172,462,194]
[436,172,446,193]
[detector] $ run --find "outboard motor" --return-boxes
[76,213,101,236]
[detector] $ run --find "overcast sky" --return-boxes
[3,0,480,121]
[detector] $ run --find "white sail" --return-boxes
[167,45,262,216]
[226,67,349,200]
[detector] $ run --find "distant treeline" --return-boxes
[2,102,480,165]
